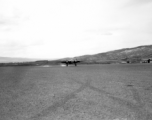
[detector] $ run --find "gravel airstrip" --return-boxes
[0,64,152,120]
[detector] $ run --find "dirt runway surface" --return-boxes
[0,64,152,120]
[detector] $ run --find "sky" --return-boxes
[0,0,152,59]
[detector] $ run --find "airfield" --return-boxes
[0,64,152,120]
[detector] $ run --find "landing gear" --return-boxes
[65,61,77,67]
[148,59,150,63]
[74,61,77,66]
[66,62,68,67]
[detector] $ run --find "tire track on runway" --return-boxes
[29,77,152,120]
[73,79,152,120]
[29,79,91,120]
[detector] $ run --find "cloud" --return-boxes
[0,8,29,32]
[125,0,152,7]
[133,0,152,4]
[86,29,113,36]
[0,15,13,31]
[0,39,45,58]
[0,16,11,25]
[0,0,152,59]
[0,20,7,25]
[0,41,27,57]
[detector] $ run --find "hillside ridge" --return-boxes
[74,44,152,63]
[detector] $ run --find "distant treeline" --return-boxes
[0,58,151,67]
[0,60,61,67]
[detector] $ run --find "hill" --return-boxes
[74,45,152,64]
[1,45,152,65]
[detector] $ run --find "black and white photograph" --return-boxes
[0,0,152,120]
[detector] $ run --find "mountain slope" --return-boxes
[1,45,152,64]
[75,45,152,63]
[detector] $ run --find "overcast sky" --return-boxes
[0,0,152,59]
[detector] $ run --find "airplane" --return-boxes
[61,58,81,66]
